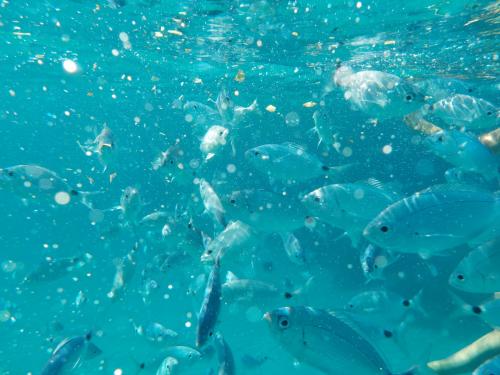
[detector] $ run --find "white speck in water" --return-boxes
[113,369,123,375]
[226,164,236,173]
[54,191,71,205]
[62,59,78,74]
[185,321,192,328]
[382,145,393,154]
[342,147,353,157]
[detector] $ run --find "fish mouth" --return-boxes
[263,312,272,323]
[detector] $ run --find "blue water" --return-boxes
[0,1,499,374]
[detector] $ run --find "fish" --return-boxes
[427,330,500,375]
[345,290,422,327]
[473,354,500,375]
[118,186,143,226]
[279,232,307,265]
[333,67,425,120]
[245,143,355,184]
[424,129,500,181]
[196,256,222,347]
[224,189,309,233]
[222,271,279,303]
[200,221,255,264]
[0,164,95,208]
[151,142,199,185]
[134,322,178,343]
[312,109,342,151]
[413,78,473,102]
[107,245,137,300]
[200,125,229,160]
[360,244,399,281]
[77,125,115,172]
[215,88,259,126]
[156,356,178,375]
[214,332,235,375]
[363,185,500,258]
[449,238,500,294]
[264,306,415,374]
[240,354,269,369]
[23,253,92,284]
[425,94,498,131]
[163,346,202,361]
[183,100,221,132]
[199,179,226,227]
[74,290,87,308]
[41,333,102,375]
[302,180,400,247]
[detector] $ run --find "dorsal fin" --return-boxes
[225,271,238,283]
[281,142,307,152]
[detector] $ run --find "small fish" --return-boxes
[199,179,226,227]
[214,332,235,375]
[200,125,229,160]
[134,322,178,343]
[107,245,137,300]
[163,346,202,361]
[302,180,400,247]
[196,256,222,347]
[245,143,355,183]
[473,354,500,375]
[41,333,102,375]
[360,244,399,281]
[425,94,498,131]
[312,109,342,152]
[449,238,500,294]
[279,232,306,265]
[363,185,500,258]
[152,143,199,185]
[183,100,221,131]
[424,129,500,181]
[264,306,416,375]
[222,271,279,303]
[74,290,87,308]
[24,254,92,284]
[200,221,254,264]
[77,125,115,172]
[118,186,143,226]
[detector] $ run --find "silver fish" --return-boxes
[360,244,399,281]
[41,334,102,375]
[264,306,415,375]
[24,253,92,284]
[196,256,222,347]
[199,179,226,227]
[363,185,500,258]
[245,143,354,183]
[449,238,500,294]
[214,332,235,375]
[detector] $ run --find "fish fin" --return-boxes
[390,365,419,375]
[280,142,307,152]
[201,232,212,250]
[225,271,238,283]
[324,163,358,180]
[84,342,102,360]
[205,153,215,161]
[52,337,72,356]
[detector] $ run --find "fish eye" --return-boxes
[428,105,434,111]
[207,249,212,254]
[284,292,293,299]
[405,95,413,101]
[230,199,236,204]
[402,299,410,307]
[380,225,389,233]
[139,363,145,369]
[487,111,492,116]
[383,330,393,338]
[437,136,443,142]
[254,151,260,156]
[314,197,320,202]
[457,274,465,281]
[348,304,354,308]
[6,170,14,177]
[278,316,289,329]
[472,306,482,314]
[219,131,223,136]
[170,160,174,164]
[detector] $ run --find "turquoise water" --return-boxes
[0,1,499,374]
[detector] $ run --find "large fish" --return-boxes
[424,129,500,182]
[41,333,102,375]
[264,306,415,374]
[363,185,500,258]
